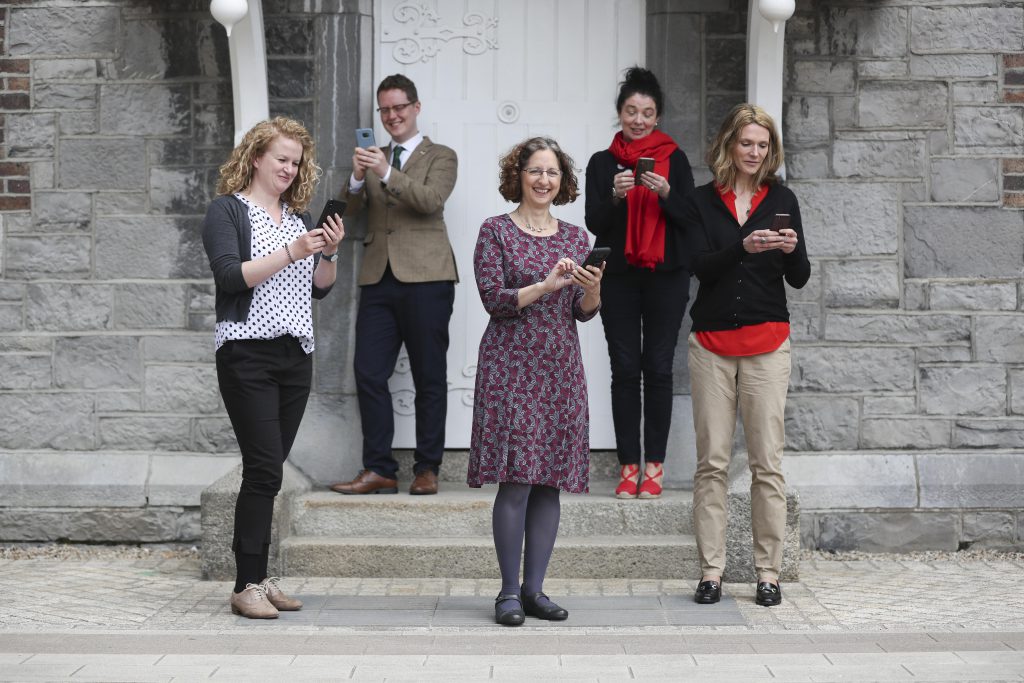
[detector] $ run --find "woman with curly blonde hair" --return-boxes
[202,117,344,619]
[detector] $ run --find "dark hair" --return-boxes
[377,73,418,103]
[615,66,663,115]
[498,137,579,206]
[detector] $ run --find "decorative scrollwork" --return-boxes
[382,1,498,65]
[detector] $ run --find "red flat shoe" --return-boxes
[615,464,640,499]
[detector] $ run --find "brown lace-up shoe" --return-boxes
[409,470,438,495]
[330,470,398,495]
[260,577,302,611]
[230,583,279,619]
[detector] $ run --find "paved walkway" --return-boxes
[1,549,1023,680]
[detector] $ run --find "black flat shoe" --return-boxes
[755,581,782,606]
[521,591,568,620]
[694,580,721,604]
[494,594,525,626]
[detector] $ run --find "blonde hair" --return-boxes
[215,117,321,214]
[707,103,784,190]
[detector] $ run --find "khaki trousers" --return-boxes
[688,334,790,581]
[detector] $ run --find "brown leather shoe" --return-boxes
[260,577,302,611]
[330,470,398,495]
[409,470,438,495]
[230,584,279,619]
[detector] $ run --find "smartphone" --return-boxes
[315,199,347,230]
[634,157,655,179]
[582,246,611,268]
[770,213,790,232]
[355,128,376,149]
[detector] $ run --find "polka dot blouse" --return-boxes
[215,194,316,354]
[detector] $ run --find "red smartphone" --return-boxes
[770,213,790,232]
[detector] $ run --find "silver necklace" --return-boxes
[516,208,550,234]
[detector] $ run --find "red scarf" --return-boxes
[609,130,678,269]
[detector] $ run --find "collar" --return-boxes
[391,131,424,155]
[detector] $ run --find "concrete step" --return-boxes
[279,534,698,579]
[290,485,695,538]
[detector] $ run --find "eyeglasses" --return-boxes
[376,102,416,116]
[524,167,562,179]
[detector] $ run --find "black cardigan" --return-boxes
[201,194,332,323]
[584,148,695,273]
[682,181,811,332]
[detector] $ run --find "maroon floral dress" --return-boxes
[467,214,599,493]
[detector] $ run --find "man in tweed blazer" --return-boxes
[331,74,458,497]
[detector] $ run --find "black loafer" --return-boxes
[755,581,782,607]
[521,591,568,620]
[494,594,525,626]
[694,580,721,604]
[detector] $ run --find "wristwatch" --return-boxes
[322,251,339,263]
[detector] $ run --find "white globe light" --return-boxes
[210,0,249,38]
[758,0,795,33]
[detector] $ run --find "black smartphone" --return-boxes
[770,213,790,232]
[634,157,655,179]
[582,246,611,268]
[355,128,376,149]
[316,199,347,230]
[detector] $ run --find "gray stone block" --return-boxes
[54,335,142,390]
[920,365,1006,416]
[930,282,1015,311]
[910,54,997,79]
[720,490,800,583]
[0,506,199,543]
[863,395,917,415]
[95,216,208,279]
[858,81,947,128]
[114,283,188,329]
[1012,369,1024,415]
[99,84,190,136]
[962,511,1015,548]
[94,192,148,215]
[114,18,202,81]
[99,416,193,451]
[927,130,949,156]
[0,451,147,507]
[790,60,855,93]
[58,138,146,190]
[826,313,969,344]
[919,452,1024,508]
[0,306,18,333]
[820,7,908,58]
[150,168,214,215]
[791,345,915,392]
[788,181,899,257]
[26,283,113,331]
[823,259,899,308]
[953,419,1024,449]
[32,191,92,230]
[785,396,859,451]
[6,113,56,157]
[910,6,1024,53]
[814,511,958,552]
[786,148,830,180]
[32,161,55,191]
[288,393,364,485]
[144,365,221,413]
[192,416,237,454]
[954,106,1024,154]
[4,235,92,279]
[784,97,830,143]
[784,453,917,509]
[953,83,998,105]
[95,391,141,412]
[788,303,821,342]
[862,418,950,449]
[0,354,50,390]
[858,60,908,78]
[0,393,94,449]
[665,394,697,489]
[975,315,1024,363]
[143,334,213,363]
[59,110,98,135]
[33,58,98,80]
[148,454,237,506]
[832,134,926,179]
[201,461,312,580]
[33,82,96,110]
[10,6,119,56]
[905,206,1023,278]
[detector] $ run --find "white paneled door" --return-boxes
[375,0,645,448]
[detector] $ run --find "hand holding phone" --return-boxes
[770,213,790,232]
[316,199,347,231]
[355,128,376,149]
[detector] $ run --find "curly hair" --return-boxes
[215,117,322,214]
[497,137,579,206]
[707,103,783,190]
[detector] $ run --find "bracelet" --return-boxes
[284,243,295,263]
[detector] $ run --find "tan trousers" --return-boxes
[688,334,790,581]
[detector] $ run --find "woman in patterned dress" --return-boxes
[202,117,344,619]
[468,137,604,626]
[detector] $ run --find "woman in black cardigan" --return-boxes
[584,67,694,500]
[202,117,343,619]
[682,104,810,608]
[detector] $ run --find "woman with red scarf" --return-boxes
[584,67,694,499]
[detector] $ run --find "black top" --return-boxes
[202,194,332,323]
[681,181,811,332]
[584,148,695,273]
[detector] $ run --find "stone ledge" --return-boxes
[0,451,149,507]
[918,451,1024,507]
[0,505,198,542]
[784,452,918,508]
[148,453,237,506]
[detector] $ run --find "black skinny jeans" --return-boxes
[599,268,690,465]
[216,336,312,555]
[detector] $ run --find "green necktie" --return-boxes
[391,145,405,171]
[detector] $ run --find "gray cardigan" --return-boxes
[202,194,333,323]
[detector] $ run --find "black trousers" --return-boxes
[354,265,455,479]
[599,268,691,465]
[216,336,312,555]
